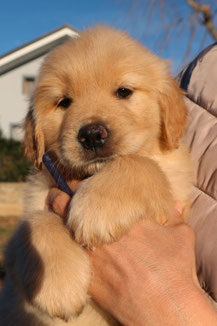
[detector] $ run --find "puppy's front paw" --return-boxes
[67,177,141,247]
[12,213,91,320]
[67,155,174,248]
[33,239,90,320]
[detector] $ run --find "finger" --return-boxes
[46,187,62,208]
[47,187,71,218]
[164,201,183,227]
[45,179,82,223]
[54,180,81,218]
[174,201,183,215]
[67,179,82,193]
[53,192,71,219]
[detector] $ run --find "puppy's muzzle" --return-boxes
[78,123,109,152]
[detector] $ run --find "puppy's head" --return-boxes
[24,26,187,176]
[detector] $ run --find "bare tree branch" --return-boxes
[186,0,217,41]
[119,0,217,70]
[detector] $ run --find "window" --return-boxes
[10,124,24,141]
[23,76,35,96]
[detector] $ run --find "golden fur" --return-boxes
[0,27,193,325]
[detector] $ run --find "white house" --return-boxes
[0,25,79,140]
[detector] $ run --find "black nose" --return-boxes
[78,123,109,151]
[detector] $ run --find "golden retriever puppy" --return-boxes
[0,26,193,325]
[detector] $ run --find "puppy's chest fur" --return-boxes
[17,149,193,325]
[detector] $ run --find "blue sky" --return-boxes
[0,0,215,73]
[0,0,125,54]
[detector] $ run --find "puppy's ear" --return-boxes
[23,104,44,170]
[158,77,187,150]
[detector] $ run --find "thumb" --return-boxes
[165,201,183,226]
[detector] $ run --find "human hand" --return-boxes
[88,211,217,326]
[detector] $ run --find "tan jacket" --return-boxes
[178,43,217,301]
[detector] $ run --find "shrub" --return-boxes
[0,132,32,182]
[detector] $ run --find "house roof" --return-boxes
[0,25,79,75]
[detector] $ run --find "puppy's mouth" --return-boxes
[43,151,112,193]
[75,153,115,178]
[80,146,114,163]
[52,147,115,181]
[48,122,116,180]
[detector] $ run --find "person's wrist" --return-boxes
[164,281,217,326]
[114,276,199,325]
[137,273,213,326]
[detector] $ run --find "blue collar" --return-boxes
[42,154,73,197]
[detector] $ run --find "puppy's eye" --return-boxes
[57,98,72,109]
[116,88,132,99]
